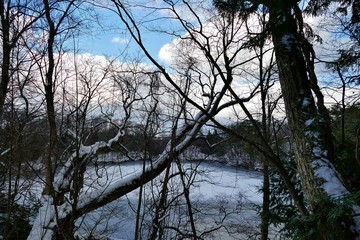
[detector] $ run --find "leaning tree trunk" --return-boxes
[268,3,356,239]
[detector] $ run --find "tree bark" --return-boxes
[42,0,58,196]
[261,162,270,240]
[268,3,355,239]
[269,3,322,203]
[356,127,360,168]
[0,0,11,119]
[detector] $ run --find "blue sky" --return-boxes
[77,4,177,62]
[79,27,175,60]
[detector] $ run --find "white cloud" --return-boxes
[111,37,129,44]
[158,42,175,64]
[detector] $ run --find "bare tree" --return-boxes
[111,0,306,212]
[0,0,44,118]
[113,0,360,238]
[0,8,46,238]
[22,0,358,239]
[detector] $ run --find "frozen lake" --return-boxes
[75,161,263,239]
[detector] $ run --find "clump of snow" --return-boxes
[305,118,314,127]
[312,146,323,158]
[352,205,360,237]
[305,130,321,140]
[306,127,347,198]
[27,196,55,240]
[310,158,347,198]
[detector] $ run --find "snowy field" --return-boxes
[73,161,264,239]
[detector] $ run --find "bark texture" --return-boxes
[268,3,356,239]
[0,1,11,119]
[269,4,322,202]
[357,127,360,167]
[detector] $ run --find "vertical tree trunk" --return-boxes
[0,1,11,119]
[42,0,58,196]
[150,160,171,240]
[269,3,321,202]
[268,3,354,239]
[259,39,270,240]
[261,163,270,240]
[356,127,360,167]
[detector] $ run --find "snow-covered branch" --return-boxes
[28,111,208,240]
[53,129,125,193]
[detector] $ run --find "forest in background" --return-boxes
[0,0,359,239]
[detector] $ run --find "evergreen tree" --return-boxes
[214,0,359,238]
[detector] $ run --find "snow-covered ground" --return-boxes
[74,161,263,239]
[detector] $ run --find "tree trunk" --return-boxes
[269,3,321,203]
[0,5,11,119]
[261,163,270,240]
[356,127,360,168]
[268,3,355,239]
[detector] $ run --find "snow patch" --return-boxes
[27,196,56,240]
[352,205,360,237]
[310,159,347,198]
[305,118,314,127]
[312,146,323,158]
